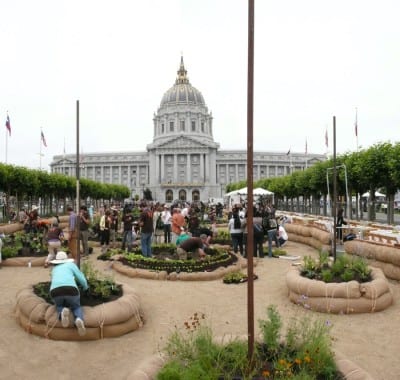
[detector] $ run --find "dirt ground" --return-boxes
[0,241,399,380]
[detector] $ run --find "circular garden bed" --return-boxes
[105,245,249,281]
[286,266,393,314]
[15,283,144,340]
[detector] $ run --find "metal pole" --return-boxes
[246,0,255,362]
[76,100,81,268]
[332,116,337,262]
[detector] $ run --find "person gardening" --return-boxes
[49,251,89,336]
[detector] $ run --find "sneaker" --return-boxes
[61,308,70,328]
[75,318,86,336]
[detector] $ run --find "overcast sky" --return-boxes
[1,0,399,171]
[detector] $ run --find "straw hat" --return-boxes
[50,251,74,265]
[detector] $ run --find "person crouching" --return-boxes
[49,251,89,336]
[176,234,209,260]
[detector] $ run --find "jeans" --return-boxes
[52,294,84,321]
[122,230,133,251]
[243,233,263,258]
[164,224,171,243]
[80,229,89,255]
[230,232,244,256]
[267,229,279,257]
[141,232,152,257]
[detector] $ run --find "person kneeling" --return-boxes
[177,234,208,260]
[49,251,89,336]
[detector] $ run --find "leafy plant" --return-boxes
[301,253,372,283]
[222,271,258,284]
[157,306,342,379]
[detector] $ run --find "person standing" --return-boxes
[263,211,279,258]
[152,204,164,244]
[79,205,90,257]
[44,220,64,268]
[336,208,347,244]
[139,204,153,257]
[121,209,134,252]
[49,251,89,336]
[228,207,244,256]
[67,206,78,260]
[161,205,172,243]
[171,208,185,244]
[99,210,112,254]
[109,207,119,248]
[242,208,265,258]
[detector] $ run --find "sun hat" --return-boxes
[50,251,74,264]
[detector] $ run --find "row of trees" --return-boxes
[227,142,400,224]
[0,163,130,217]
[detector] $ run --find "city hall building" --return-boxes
[50,58,325,203]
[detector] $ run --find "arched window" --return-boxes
[166,189,173,202]
[179,189,187,201]
[192,190,200,201]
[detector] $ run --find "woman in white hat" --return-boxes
[49,252,89,336]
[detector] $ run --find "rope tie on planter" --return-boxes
[44,314,59,339]
[346,282,351,314]
[97,303,106,339]
[127,292,144,327]
[26,301,45,335]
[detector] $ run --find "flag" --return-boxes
[325,129,328,148]
[5,114,11,136]
[305,139,308,155]
[286,148,291,156]
[41,130,47,147]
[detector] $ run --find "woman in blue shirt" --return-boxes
[50,251,89,336]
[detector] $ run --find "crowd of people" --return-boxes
[1,198,292,335]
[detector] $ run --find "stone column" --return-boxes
[174,154,178,182]
[161,154,165,183]
[187,154,191,183]
[200,153,204,183]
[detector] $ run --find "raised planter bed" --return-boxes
[111,253,250,281]
[344,239,400,281]
[129,349,374,380]
[14,283,144,341]
[286,267,393,314]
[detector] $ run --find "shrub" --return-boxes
[300,252,372,283]
[157,306,341,379]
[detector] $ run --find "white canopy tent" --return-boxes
[237,187,274,196]
[361,191,386,198]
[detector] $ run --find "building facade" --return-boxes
[50,58,326,202]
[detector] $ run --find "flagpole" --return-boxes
[5,129,8,164]
[355,107,359,152]
[39,127,43,170]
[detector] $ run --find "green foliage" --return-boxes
[81,261,118,299]
[122,248,236,274]
[222,271,246,284]
[271,248,287,257]
[301,253,372,283]
[258,305,282,356]
[158,307,340,379]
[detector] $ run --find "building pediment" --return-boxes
[148,135,218,150]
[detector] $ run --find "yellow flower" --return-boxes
[262,370,270,376]
[304,356,311,363]
[294,358,302,365]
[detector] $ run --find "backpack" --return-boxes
[262,215,277,232]
[253,223,264,238]
[156,214,164,229]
